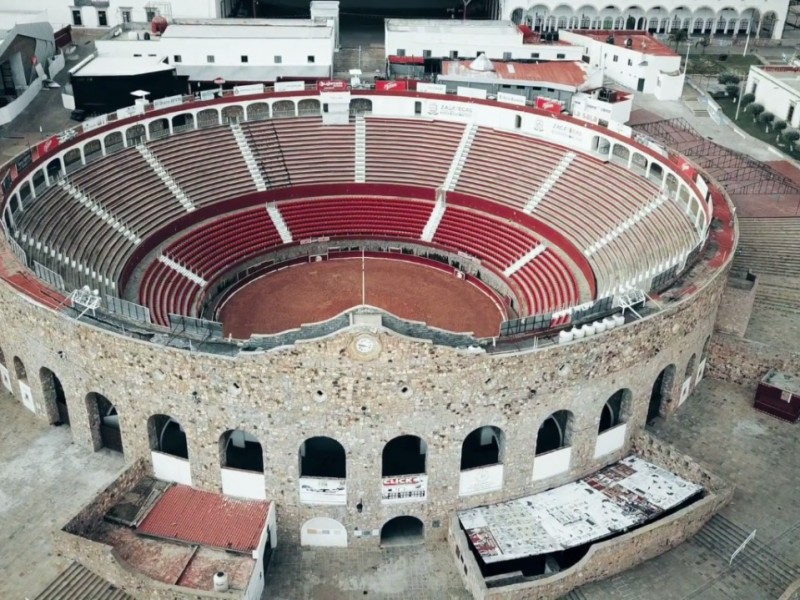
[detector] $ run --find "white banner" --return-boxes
[200,89,216,101]
[0,365,11,393]
[274,80,305,92]
[234,83,265,96]
[459,464,503,497]
[116,104,144,120]
[416,82,446,95]
[381,474,427,504]
[299,477,346,505]
[19,381,35,413]
[457,86,487,99]
[153,94,183,110]
[497,91,527,106]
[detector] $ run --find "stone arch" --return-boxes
[148,414,188,458]
[382,434,427,477]
[526,4,549,30]
[246,102,269,121]
[63,147,82,172]
[461,425,505,470]
[380,515,424,547]
[197,108,220,128]
[298,98,321,116]
[272,100,295,117]
[299,436,346,478]
[599,389,632,433]
[221,104,244,124]
[349,98,372,115]
[148,117,170,139]
[300,517,347,547]
[104,131,123,152]
[220,429,263,472]
[86,392,123,453]
[536,409,574,455]
[125,123,146,146]
[648,364,676,422]
[13,356,26,381]
[40,366,68,426]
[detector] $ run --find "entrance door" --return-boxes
[637,78,646,92]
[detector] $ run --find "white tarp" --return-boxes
[459,455,702,563]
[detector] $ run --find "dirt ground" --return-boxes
[219,258,504,339]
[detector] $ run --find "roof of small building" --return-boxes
[762,369,800,396]
[73,56,174,77]
[441,59,591,88]
[575,30,677,57]
[33,562,134,600]
[385,18,520,35]
[163,19,332,40]
[137,484,270,553]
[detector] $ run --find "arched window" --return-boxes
[611,143,630,166]
[648,364,676,423]
[40,367,69,426]
[299,436,346,478]
[148,118,170,140]
[197,108,220,128]
[247,102,269,121]
[220,429,263,472]
[172,112,194,132]
[382,435,427,477]
[104,131,123,153]
[380,516,424,547]
[535,410,573,455]
[125,124,145,147]
[460,426,504,470]
[272,100,295,117]
[83,139,102,162]
[298,98,321,116]
[63,147,82,172]
[631,152,648,175]
[648,162,664,186]
[148,414,188,458]
[599,389,632,433]
[221,104,244,124]
[13,356,26,381]
[87,392,123,453]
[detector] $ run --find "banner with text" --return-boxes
[381,474,427,504]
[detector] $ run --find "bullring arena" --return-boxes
[0,88,738,599]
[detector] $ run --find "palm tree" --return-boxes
[669,28,689,50]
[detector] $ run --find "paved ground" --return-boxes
[0,390,124,600]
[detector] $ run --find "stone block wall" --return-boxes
[715,272,757,337]
[709,332,800,386]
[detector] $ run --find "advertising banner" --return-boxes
[497,91,527,106]
[81,114,108,132]
[381,474,427,503]
[274,80,305,92]
[376,80,408,92]
[299,477,347,505]
[234,83,265,96]
[153,94,183,110]
[457,86,487,99]
[36,135,60,160]
[317,80,348,93]
[14,148,32,174]
[535,96,564,114]
[416,82,446,95]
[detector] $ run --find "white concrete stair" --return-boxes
[231,122,268,191]
[267,203,293,244]
[136,144,195,211]
[503,244,546,277]
[158,254,207,286]
[523,152,576,214]
[355,115,366,183]
[58,179,141,244]
[421,191,447,242]
[442,123,478,191]
[584,192,668,257]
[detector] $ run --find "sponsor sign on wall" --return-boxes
[14,148,32,174]
[274,80,305,92]
[376,80,408,92]
[299,477,347,505]
[0,365,11,393]
[425,101,474,120]
[381,474,427,504]
[416,82,446,95]
[458,463,503,497]
[35,135,60,161]
[153,94,183,110]
[457,86,488,100]
[234,83,265,96]
[18,381,35,413]
[81,114,108,133]
[497,91,527,106]
[679,377,692,405]
[535,96,564,114]
[317,79,348,93]
[199,90,216,101]
[116,104,144,120]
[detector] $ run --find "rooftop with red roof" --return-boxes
[575,30,678,57]
[441,58,592,88]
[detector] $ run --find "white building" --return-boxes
[93,18,336,84]
[385,19,583,62]
[559,30,684,100]
[745,65,800,129]
[500,0,790,40]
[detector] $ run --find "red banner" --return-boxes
[535,97,564,114]
[36,135,60,159]
[316,80,348,93]
[376,80,408,92]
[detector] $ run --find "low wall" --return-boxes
[449,433,733,600]
[709,332,800,386]
[715,273,757,337]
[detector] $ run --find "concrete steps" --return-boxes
[734,217,800,277]
[504,244,546,277]
[267,203,293,244]
[523,152,576,214]
[355,115,366,183]
[442,123,478,191]
[421,194,446,242]
[158,254,207,286]
[231,121,268,191]
[136,144,195,212]
[59,179,141,244]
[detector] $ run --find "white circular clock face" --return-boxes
[355,335,376,354]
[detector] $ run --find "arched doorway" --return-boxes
[535,410,573,455]
[599,389,631,433]
[13,356,34,411]
[40,367,68,425]
[461,426,504,470]
[220,429,263,472]
[380,516,424,547]
[382,435,426,477]
[648,365,676,423]
[87,392,123,453]
[148,414,188,458]
[299,436,346,504]
[300,517,348,547]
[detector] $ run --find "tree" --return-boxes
[718,73,740,85]
[669,28,689,50]
[782,129,800,151]
[741,93,756,109]
[774,119,788,142]
[696,35,711,54]
[759,111,775,132]
[750,103,765,122]
[725,84,740,99]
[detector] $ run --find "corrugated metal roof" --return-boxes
[33,562,134,600]
[442,60,590,87]
[137,485,269,553]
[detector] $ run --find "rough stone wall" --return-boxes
[715,274,757,337]
[450,433,733,600]
[708,332,800,386]
[0,257,727,547]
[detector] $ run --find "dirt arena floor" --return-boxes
[219,258,504,339]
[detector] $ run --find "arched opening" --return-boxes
[380,516,424,547]
[172,112,194,132]
[83,139,102,162]
[350,98,372,115]
[648,162,664,186]
[148,414,188,458]
[299,436,346,478]
[536,410,573,454]
[382,435,427,476]
[592,136,611,156]
[220,429,263,472]
[599,389,632,433]
[31,168,45,193]
[104,131,123,153]
[63,147,82,172]
[125,124,145,146]
[511,8,524,24]
[197,108,220,128]
[247,102,269,121]
[631,152,648,175]
[46,157,62,180]
[148,118,170,140]
[760,11,777,37]
[300,517,348,547]
[221,104,244,124]
[13,356,26,382]
[698,335,711,382]
[648,364,676,423]
[611,143,630,166]
[272,100,295,117]
[40,367,68,426]
[461,425,504,470]
[298,98,321,116]
[685,353,696,381]
[87,392,123,453]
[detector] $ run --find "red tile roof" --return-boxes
[442,60,590,88]
[137,485,270,553]
[578,30,677,57]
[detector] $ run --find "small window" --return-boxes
[531,52,540,59]
[72,9,82,26]
[307,55,315,64]
[274,55,282,64]
[323,103,329,113]
[450,50,459,59]
[241,55,249,63]
[97,10,107,26]
[145,8,157,20]
[423,49,432,58]
[414,101,422,115]
[515,115,522,129]
[503,52,512,60]
[613,55,619,62]
[173,55,182,63]
[133,53,142,57]
[397,49,406,57]
[207,55,215,63]
[556,53,566,59]
[627,58,632,66]
[121,10,131,23]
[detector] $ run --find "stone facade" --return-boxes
[708,332,800,386]
[715,271,758,337]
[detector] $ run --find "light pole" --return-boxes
[734,79,745,121]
